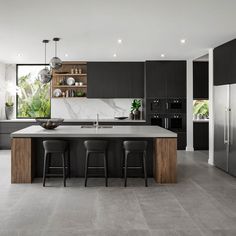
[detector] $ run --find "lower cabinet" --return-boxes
[193,122,209,150]
[177,132,186,150]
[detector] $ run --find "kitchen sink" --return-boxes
[81,125,113,129]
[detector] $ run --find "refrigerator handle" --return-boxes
[224,109,228,144]
[166,118,169,129]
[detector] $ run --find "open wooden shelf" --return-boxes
[54,73,87,76]
[51,61,88,98]
[53,85,87,88]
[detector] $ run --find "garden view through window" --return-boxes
[17,65,51,118]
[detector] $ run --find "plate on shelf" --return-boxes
[114,116,128,120]
[66,77,75,86]
[53,89,62,97]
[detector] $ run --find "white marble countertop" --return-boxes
[0,119,146,123]
[11,125,177,138]
[193,119,209,123]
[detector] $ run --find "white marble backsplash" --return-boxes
[51,98,141,119]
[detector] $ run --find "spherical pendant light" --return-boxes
[50,38,62,70]
[38,40,52,84]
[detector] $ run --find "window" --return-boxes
[17,65,51,118]
[193,100,209,120]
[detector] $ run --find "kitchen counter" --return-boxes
[11,125,176,138]
[193,119,209,123]
[11,125,177,184]
[1,119,146,123]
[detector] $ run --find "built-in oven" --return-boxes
[167,113,186,132]
[150,113,186,132]
[150,114,165,127]
[166,98,186,113]
[149,99,166,113]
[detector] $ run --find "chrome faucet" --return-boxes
[95,113,99,128]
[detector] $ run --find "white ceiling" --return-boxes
[0,0,236,63]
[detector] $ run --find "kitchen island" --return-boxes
[11,125,177,184]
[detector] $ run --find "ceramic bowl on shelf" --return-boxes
[53,88,62,97]
[66,77,75,86]
[36,118,64,130]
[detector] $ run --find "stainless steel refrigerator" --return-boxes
[214,84,236,177]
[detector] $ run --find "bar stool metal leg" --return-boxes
[43,152,47,187]
[67,148,71,178]
[124,151,129,187]
[143,151,148,187]
[62,153,66,187]
[104,152,108,187]
[84,151,89,187]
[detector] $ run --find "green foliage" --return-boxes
[5,96,14,107]
[18,73,50,118]
[131,99,141,111]
[193,100,209,117]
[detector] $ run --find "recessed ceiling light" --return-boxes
[180,39,186,44]
[113,53,117,58]
[65,53,68,57]
[161,54,165,58]
[117,39,122,44]
[17,53,23,57]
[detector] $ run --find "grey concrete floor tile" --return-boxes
[94,188,148,230]
[150,229,204,236]
[0,150,236,233]
[41,229,151,236]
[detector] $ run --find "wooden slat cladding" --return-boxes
[153,138,177,183]
[11,138,33,183]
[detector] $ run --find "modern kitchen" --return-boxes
[0,1,236,236]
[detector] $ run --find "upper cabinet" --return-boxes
[146,61,186,98]
[193,62,209,99]
[214,39,236,85]
[87,62,144,98]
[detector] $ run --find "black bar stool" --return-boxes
[42,140,70,187]
[123,141,148,187]
[84,140,108,187]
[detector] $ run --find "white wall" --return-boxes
[208,49,214,165]
[0,63,6,119]
[186,59,194,151]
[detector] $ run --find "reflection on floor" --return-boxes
[0,150,236,236]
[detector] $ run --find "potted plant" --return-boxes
[130,99,141,120]
[5,96,14,120]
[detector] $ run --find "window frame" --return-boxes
[16,64,51,119]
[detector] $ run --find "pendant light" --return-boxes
[50,37,62,70]
[38,40,52,84]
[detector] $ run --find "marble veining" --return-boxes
[51,98,142,119]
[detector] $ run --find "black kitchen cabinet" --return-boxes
[214,39,236,85]
[145,61,167,98]
[193,121,209,150]
[146,61,186,98]
[87,62,144,98]
[193,62,209,99]
[166,61,186,98]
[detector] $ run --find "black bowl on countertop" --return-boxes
[36,118,64,130]
[114,116,128,120]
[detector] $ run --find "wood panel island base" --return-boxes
[11,126,177,184]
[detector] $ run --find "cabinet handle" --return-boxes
[166,102,169,110]
[224,109,228,144]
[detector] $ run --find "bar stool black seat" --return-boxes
[42,140,70,187]
[123,141,148,187]
[84,140,108,187]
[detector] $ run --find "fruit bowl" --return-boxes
[36,118,64,130]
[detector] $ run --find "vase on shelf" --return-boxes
[5,104,14,120]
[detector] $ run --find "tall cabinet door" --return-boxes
[229,84,236,177]
[214,85,229,172]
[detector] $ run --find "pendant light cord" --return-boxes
[44,42,47,68]
[55,41,57,57]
